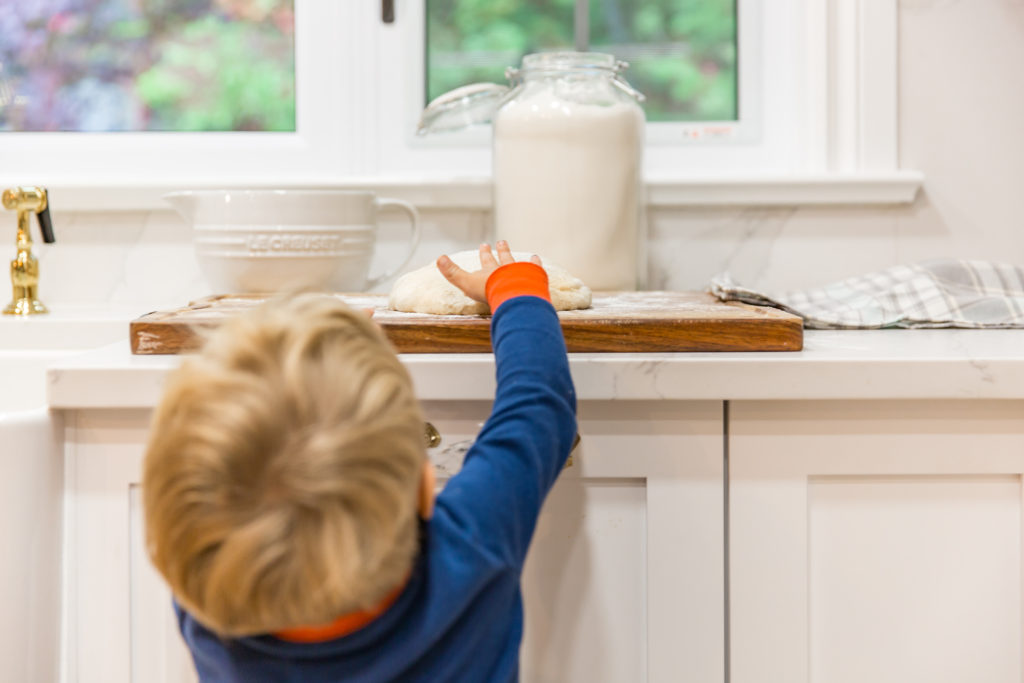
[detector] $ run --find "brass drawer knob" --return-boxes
[423,423,580,468]
[566,432,581,468]
[424,422,442,449]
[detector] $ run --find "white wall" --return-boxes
[16,0,1024,312]
[649,0,1024,293]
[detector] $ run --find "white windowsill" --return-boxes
[35,171,923,212]
[645,171,923,206]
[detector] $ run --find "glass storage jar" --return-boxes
[419,51,646,291]
[493,52,644,291]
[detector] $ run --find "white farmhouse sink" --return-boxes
[0,307,139,679]
[0,408,62,683]
[0,307,136,410]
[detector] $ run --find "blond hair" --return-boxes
[142,293,425,636]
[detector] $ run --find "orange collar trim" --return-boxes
[273,580,407,643]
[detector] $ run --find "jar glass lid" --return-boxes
[520,51,618,73]
[416,82,511,135]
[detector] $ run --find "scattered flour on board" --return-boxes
[174,292,763,323]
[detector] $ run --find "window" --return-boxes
[425,0,738,124]
[0,0,296,133]
[0,0,917,209]
[377,0,917,204]
[0,0,345,193]
[377,0,762,176]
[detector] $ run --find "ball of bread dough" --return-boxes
[388,250,592,315]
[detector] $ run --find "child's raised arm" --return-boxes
[435,241,577,568]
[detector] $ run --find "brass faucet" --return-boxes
[2,186,55,315]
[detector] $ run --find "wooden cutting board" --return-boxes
[130,292,803,354]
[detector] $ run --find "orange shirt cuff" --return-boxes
[485,262,551,313]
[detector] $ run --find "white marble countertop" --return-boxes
[0,304,139,351]
[45,329,1024,409]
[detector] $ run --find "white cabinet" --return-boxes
[63,400,724,683]
[0,409,63,683]
[728,400,1024,683]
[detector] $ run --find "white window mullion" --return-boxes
[575,0,590,52]
[801,0,830,173]
[293,0,351,177]
[373,0,491,177]
[857,0,899,172]
[338,0,383,176]
[830,0,862,173]
[825,0,900,174]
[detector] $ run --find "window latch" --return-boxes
[382,0,394,24]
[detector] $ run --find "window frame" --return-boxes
[373,0,767,177]
[399,0,761,150]
[0,1,351,186]
[0,0,920,211]
[374,0,920,204]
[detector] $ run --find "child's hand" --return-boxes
[437,241,542,304]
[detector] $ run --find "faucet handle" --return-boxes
[2,186,53,315]
[37,199,54,244]
[2,186,54,243]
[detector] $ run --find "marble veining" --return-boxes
[431,440,473,478]
[37,329,1024,409]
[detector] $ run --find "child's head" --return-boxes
[142,293,430,637]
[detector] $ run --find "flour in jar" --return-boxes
[493,92,644,291]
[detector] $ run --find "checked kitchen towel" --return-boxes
[710,259,1024,329]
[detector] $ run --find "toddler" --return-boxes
[142,241,577,682]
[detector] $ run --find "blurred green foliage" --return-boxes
[137,10,295,131]
[427,0,575,100]
[427,0,736,122]
[1,0,294,132]
[6,0,731,132]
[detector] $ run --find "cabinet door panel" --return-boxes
[729,400,1024,683]
[809,475,1020,683]
[521,478,648,683]
[129,485,197,683]
[424,399,725,683]
[66,409,153,683]
[72,400,724,683]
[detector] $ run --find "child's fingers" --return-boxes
[362,307,383,330]
[478,243,498,270]
[437,255,470,288]
[495,240,514,265]
[530,254,542,266]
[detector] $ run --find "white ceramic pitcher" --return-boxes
[165,190,420,294]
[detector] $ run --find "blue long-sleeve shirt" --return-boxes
[176,295,578,682]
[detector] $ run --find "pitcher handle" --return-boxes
[365,198,421,290]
